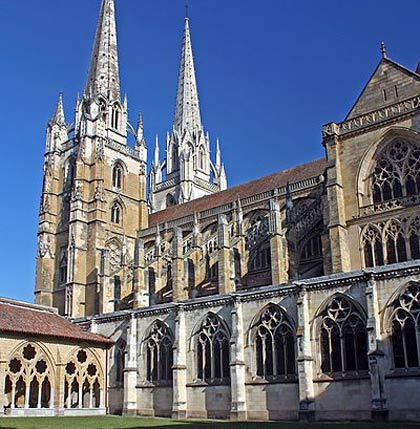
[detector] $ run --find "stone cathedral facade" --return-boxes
[27,0,420,422]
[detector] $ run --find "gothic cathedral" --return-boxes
[25,0,420,422]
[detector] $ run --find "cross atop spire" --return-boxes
[85,0,121,102]
[51,93,66,126]
[173,15,202,133]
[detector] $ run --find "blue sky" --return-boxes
[0,0,419,302]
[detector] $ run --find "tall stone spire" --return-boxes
[85,0,121,102]
[173,17,202,133]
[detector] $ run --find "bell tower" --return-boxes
[35,0,148,317]
[149,16,227,212]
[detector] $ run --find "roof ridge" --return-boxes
[149,157,326,226]
[0,297,58,315]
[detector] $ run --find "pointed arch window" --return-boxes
[362,225,384,268]
[390,283,420,369]
[198,147,205,170]
[110,202,122,225]
[362,217,420,268]
[196,314,230,385]
[166,193,176,208]
[112,164,123,190]
[318,296,368,375]
[4,344,52,410]
[59,247,68,284]
[66,158,76,188]
[372,139,420,204]
[111,104,120,130]
[385,220,408,264]
[114,339,126,386]
[64,349,102,409]
[253,305,296,380]
[144,321,173,385]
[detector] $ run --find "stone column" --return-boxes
[365,273,388,422]
[56,364,66,410]
[11,382,16,409]
[218,215,233,294]
[172,305,187,419]
[123,314,138,416]
[133,238,149,308]
[78,382,83,408]
[25,380,30,409]
[230,298,247,420]
[0,359,6,414]
[323,129,351,273]
[173,228,188,301]
[37,381,42,408]
[296,284,315,421]
[269,198,288,284]
[49,387,54,410]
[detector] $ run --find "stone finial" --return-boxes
[381,41,387,58]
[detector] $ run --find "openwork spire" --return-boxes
[85,0,121,102]
[174,17,202,133]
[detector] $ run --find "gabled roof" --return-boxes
[149,158,327,226]
[0,298,113,346]
[346,56,420,120]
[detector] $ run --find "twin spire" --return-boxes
[174,17,202,133]
[85,0,121,102]
[84,0,201,133]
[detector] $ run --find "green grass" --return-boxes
[0,417,420,429]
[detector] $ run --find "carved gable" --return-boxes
[346,58,420,120]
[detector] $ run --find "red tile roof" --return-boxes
[0,299,113,346]
[149,158,327,226]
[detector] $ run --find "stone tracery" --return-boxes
[3,344,52,410]
[63,349,103,409]
[143,321,173,385]
[195,314,230,384]
[372,139,420,204]
[318,296,368,375]
[252,304,296,380]
[389,283,420,369]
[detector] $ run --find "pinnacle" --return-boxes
[51,93,66,126]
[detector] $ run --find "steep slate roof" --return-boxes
[149,158,327,226]
[0,299,113,346]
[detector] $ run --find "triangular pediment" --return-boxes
[346,57,420,120]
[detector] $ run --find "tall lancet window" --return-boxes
[195,314,230,385]
[111,104,120,130]
[390,283,420,369]
[253,304,296,380]
[112,164,123,190]
[110,202,122,225]
[318,295,368,375]
[144,321,173,385]
[372,139,420,204]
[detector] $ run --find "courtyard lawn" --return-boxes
[0,417,420,429]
